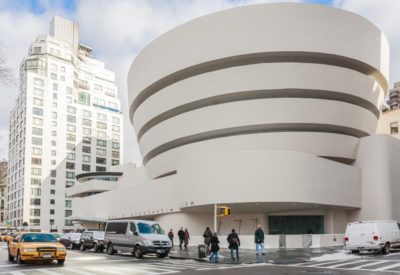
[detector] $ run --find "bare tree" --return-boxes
[0,44,14,86]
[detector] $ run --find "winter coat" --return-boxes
[255,228,265,243]
[178,230,185,240]
[168,232,174,240]
[227,232,240,249]
[210,236,220,252]
[203,229,212,245]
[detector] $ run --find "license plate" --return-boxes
[156,249,165,253]
[42,253,52,258]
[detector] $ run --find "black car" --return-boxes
[59,232,82,249]
[80,231,105,253]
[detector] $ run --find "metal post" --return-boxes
[214,204,217,233]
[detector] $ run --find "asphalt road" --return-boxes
[2,242,400,274]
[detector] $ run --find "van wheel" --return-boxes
[134,245,143,259]
[80,243,86,251]
[93,243,98,253]
[351,250,359,254]
[383,242,390,255]
[107,243,115,255]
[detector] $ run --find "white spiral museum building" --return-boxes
[71,3,400,243]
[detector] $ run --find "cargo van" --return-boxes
[104,220,171,258]
[344,220,400,254]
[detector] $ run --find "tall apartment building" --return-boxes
[386,81,400,110]
[0,161,7,226]
[7,16,123,231]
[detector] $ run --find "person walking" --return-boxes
[203,226,212,253]
[178,227,185,250]
[168,229,174,248]
[255,224,265,256]
[209,232,220,263]
[184,228,190,249]
[227,228,240,261]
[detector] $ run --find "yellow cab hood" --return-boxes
[21,242,63,249]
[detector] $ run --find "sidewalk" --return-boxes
[169,246,344,265]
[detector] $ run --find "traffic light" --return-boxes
[217,206,231,216]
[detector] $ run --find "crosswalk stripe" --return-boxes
[8,272,26,275]
[352,260,387,269]
[374,263,400,271]
[328,260,368,268]
[301,260,350,267]
[38,269,62,275]
[62,267,97,275]
[148,263,187,270]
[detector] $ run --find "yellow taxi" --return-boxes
[5,232,18,244]
[0,232,9,242]
[8,232,66,264]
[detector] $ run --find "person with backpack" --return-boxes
[227,228,240,261]
[168,229,174,248]
[203,226,212,253]
[209,232,220,263]
[178,227,185,250]
[255,224,265,256]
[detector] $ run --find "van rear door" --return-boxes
[346,222,375,248]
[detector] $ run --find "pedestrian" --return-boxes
[255,224,265,256]
[184,228,190,249]
[178,227,185,250]
[209,232,220,263]
[168,229,174,248]
[227,228,240,261]
[203,226,212,253]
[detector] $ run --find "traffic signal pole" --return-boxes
[214,204,217,233]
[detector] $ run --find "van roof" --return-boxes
[106,219,158,224]
[348,220,398,224]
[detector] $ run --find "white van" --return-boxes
[344,220,400,254]
[104,220,171,258]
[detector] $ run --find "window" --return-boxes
[52,140,56,146]
[112,125,120,132]
[83,110,91,118]
[51,160,56,165]
[65,200,72,208]
[66,181,74,188]
[82,146,91,153]
[50,209,55,215]
[50,199,55,205]
[78,92,90,105]
[65,210,72,217]
[96,166,106,172]
[53,92,57,100]
[66,143,75,151]
[30,198,41,206]
[50,189,55,195]
[50,170,56,177]
[50,63,57,72]
[82,119,91,126]
[67,125,76,132]
[67,153,75,161]
[61,66,65,72]
[31,168,41,175]
[97,122,107,129]
[66,171,75,179]
[97,131,106,138]
[33,78,44,87]
[50,73,57,80]
[30,188,41,196]
[32,127,43,136]
[31,157,42,165]
[60,75,65,81]
[51,150,56,156]
[33,97,43,106]
[112,117,120,124]
[82,155,91,163]
[32,137,42,145]
[52,102,57,108]
[112,151,119,158]
[33,88,43,96]
[97,113,107,121]
[105,88,115,97]
[112,134,119,141]
[52,121,57,127]
[97,139,106,147]
[33,47,41,54]
[94,84,102,91]
[105,222,127,234]
[108,102,118,110]
[53,83,58,91]
[66,162,75,170]
[67,106,76,114]
[96,148,106,156]
[96,157,106,165]
[65,220,73,226]
[33,107,43,116]
[66,134,76,141]
[51,179,55,185]
[31,178,41,185]
[33,118,42,126]
[83,137,91,144]
[30,209,41,216]
[82,164,90,171]
[390,122,398,134]
[52,131,57,137]
[67,115,76,123]
[83,128,91,135]
[112,159,119,166]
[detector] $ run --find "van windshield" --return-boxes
[137,223,165,234]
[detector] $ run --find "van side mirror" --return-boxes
[133,231,139,236]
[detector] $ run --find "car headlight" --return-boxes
[57,247,66,252]
[22,248,36,253]
[143,240,152,246]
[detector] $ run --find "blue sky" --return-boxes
[0,0,399,163]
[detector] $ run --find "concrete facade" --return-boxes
[70,3,400,247]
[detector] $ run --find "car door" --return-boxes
[9,234,21,256]
[86,232,94,248]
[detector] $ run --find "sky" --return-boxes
[0,0,399,165]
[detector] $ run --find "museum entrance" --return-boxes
[268,215,324,234]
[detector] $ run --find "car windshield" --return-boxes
[21,234,57,243]
[137,223,165,234]
[93,232,104,239]
[70,233,81,240]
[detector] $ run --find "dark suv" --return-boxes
[79,231,105,253]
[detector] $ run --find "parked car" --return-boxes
[59,233,82,249]
[51,233,62,241]
[104,219,172,259]
[0,232,9,242]
[79,231,105,253]
[8,232,66,264]
[344,220,400,254]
